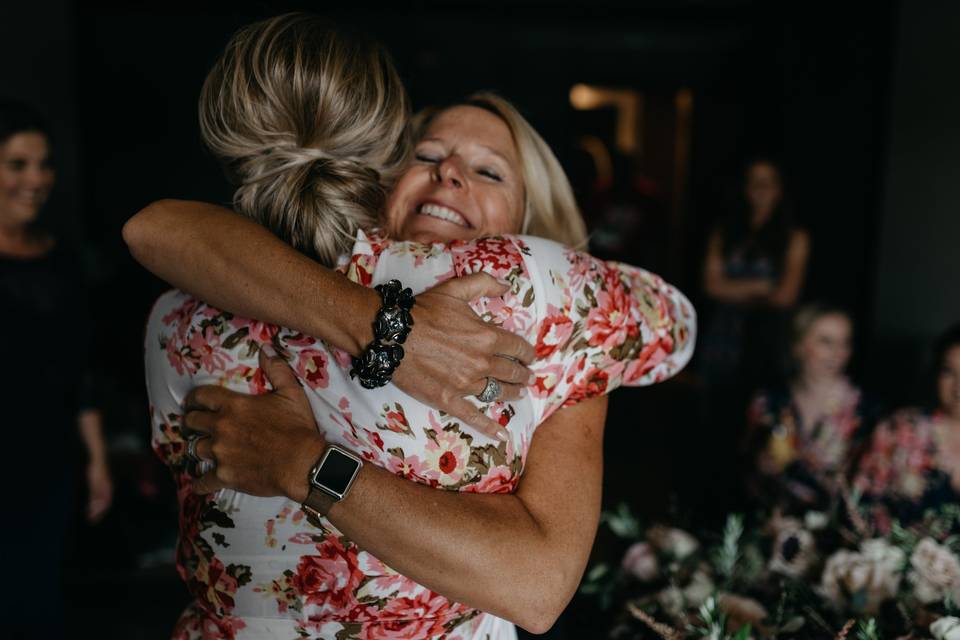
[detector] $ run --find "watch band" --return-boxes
[301,485,336,526]
[300,444,363,527]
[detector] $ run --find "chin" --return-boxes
[1,205,40,227]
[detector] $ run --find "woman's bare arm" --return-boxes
[123,200,535,436]
[185,353,606,634]
[124,199,379,354]
[765,229,810,309]
[702,230,774,303]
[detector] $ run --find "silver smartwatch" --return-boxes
[301,444,363,526]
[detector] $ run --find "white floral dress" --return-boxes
[145,231,696,639]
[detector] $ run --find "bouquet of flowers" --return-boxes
[581,501,960,639]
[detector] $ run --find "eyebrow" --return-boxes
[419,137,514,166]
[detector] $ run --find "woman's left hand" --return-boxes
[86,459,113,523]
[184,348,325,501]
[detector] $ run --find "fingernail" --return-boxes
[527,373,536,385]
[518,387,527,398]
[497,429,509,442]
[261,344,278,359]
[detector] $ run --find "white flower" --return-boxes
[931,616,960,640]
[804,510,829,531]
[682,568,714,607]
[819,539,905,614]
[861,539,906,595]
[621,542,659,582]
[909,538,960,605]
[656,585,685,619]
[769,527,817,578]
[648,525,699,559]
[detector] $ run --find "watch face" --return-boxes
[312,447,361,499]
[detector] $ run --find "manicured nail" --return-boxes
[261,344,278,359]
[527,372,536,385]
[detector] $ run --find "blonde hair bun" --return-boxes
[199,13,410,265]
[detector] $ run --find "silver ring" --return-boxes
[185,433,206,464]
[476,377,502,404]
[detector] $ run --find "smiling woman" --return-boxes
[0,98,113,637]
[396,95,588,248]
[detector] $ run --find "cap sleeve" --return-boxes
[517,236,696,421]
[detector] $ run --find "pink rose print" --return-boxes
[535,308,574,358]
[424,430,471,484]
[385,452,434,485]
[187,326,233,374]
[530,364,565,399]
[365,591,454,639]
[222,364,269,394]
[293,536,365,614]
[585,273,639,351]
[463,465,516,494]
[295,349,330,390]
[565,368,610,405]
[229,317,278,343]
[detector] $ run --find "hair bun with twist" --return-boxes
[198,13,410,265]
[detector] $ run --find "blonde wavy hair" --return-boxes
[198,13,411,265]
[413,93,588,248]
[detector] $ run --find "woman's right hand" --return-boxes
[390,273,535,438]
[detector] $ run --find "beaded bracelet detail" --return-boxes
[350,280,415,388]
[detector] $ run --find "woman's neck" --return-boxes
[0,223,50,258]
[794,372,846,395]
[749,208,773,230]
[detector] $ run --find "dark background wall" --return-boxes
[871,0,960,405]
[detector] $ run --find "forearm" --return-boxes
[327,465,557,627]
[78,409,107,465]
[283,399,606,632]
[123,199,377,355]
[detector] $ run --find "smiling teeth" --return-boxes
[419,203,468,227]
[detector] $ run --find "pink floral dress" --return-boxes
[746,381,874,506]
[145,231,696,639]
[854,409,959,533]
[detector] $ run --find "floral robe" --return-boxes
[145,231,696,639]
[746,381,875,508]
[854,409,959,534]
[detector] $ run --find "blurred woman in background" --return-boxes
[855,324,960,533]
[745,304,875,511]
[0,98,112,637]
[699,158,810,400]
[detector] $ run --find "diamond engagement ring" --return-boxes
[476,377,503,403]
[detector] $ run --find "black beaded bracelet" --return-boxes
[350,280,415,388]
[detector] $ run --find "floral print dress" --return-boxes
[145,231,696,639]
[854,409,960,534]
[746,380,875,508]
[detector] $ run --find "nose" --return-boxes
[433,157,465,190]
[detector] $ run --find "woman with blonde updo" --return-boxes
[126,13,694,639]
[744,304,876,510]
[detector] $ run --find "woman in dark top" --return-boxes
[0,98,111,637]
[700,158,810,392]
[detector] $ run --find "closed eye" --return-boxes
[478,168,502,182]
[415,153,440,164]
